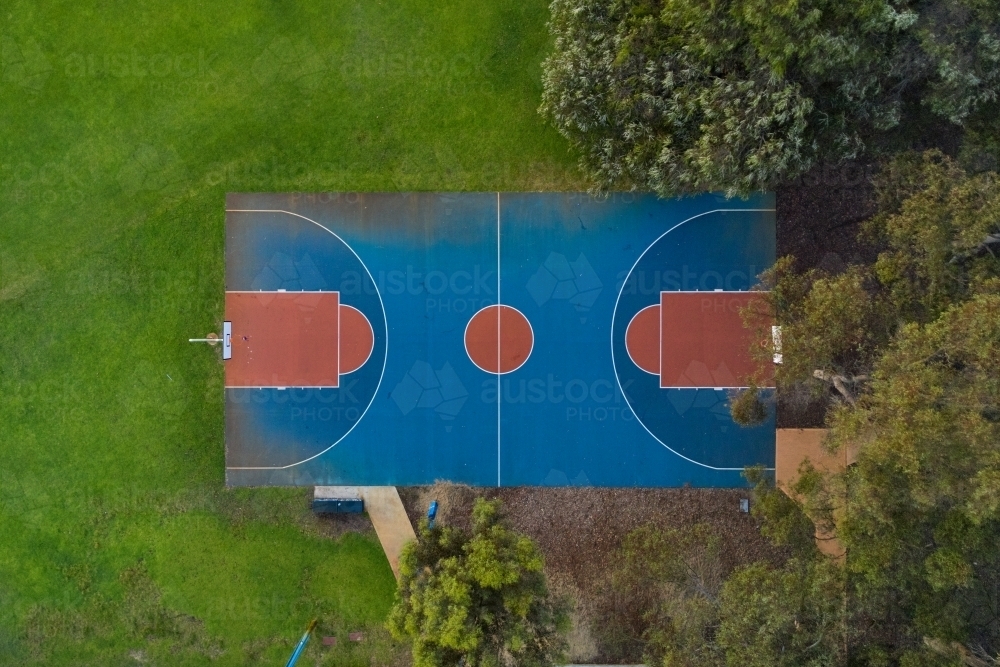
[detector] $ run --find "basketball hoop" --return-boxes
[189,322,232,360]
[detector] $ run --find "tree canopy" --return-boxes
[540,0,1000,195]
[739,151,1000,414]
[724,154,1000,664]
[386,498,568,667]
[605,519,847,667]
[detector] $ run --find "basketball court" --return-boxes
[223,192,775,487]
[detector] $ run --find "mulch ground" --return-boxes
[396,483,790,663]
[773,159,882,427]
[776,159,880,271]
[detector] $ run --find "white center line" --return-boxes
[496,191,501,488]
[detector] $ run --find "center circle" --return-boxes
[464,305,534,374]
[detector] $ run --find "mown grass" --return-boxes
[0,0,580,663]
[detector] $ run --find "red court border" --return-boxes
[224,291,375,389]
[225,291,341,388]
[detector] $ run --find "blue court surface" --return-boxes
[224,192,776,488]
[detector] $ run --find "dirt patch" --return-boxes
[776,159,881,272]
[398,483,788,663]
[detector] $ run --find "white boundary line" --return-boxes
[226,385,340,389]
[496,305,533,374]
[625,304,660,376]
[340,304,374,373]
[224,299,374,381]
[226,291,344,387]
[338,292,341,379]
[496,192,501,488]
[224,208,388,471]
[610,208,776,472]
[661,385,755,390]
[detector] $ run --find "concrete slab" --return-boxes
[315,486,416,579]
[775,429,856,559]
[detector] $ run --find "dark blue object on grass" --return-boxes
[311,498,363,514]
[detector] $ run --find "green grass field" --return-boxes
[0,1,579,663]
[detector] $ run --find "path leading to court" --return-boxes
[775,429,856,558]
[315,486,416,579]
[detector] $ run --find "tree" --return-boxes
[540,0,1000,196]
[729,153,1000,662]
[609,523,727,667]
[824,287,1000,663]
[718,558,846,667]
[735,151,1000,420]
[607,517,847,667]
[386,498,568,667]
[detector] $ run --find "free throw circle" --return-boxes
[465,305,533,374]
[339,304,375,374]
[625,304,660,375]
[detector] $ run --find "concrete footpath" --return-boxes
[314,486,416,579]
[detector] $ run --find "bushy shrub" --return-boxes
[387,498,568,667]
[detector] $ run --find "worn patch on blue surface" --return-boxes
[224,192,776,488]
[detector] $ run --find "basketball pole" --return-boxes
[190,322,232,359]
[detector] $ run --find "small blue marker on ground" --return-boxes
[285,619,317,667]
